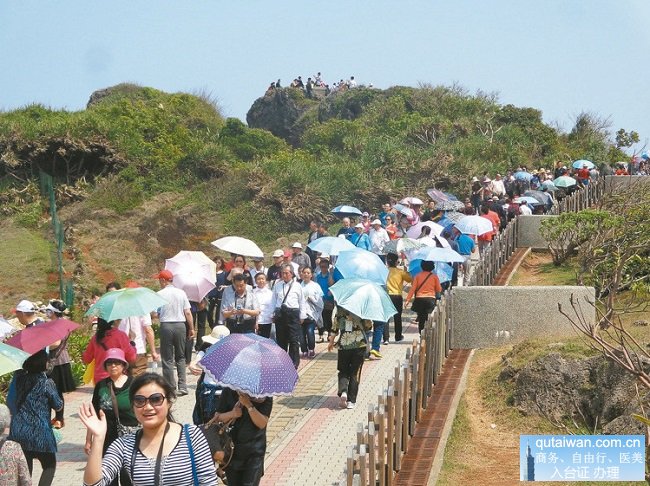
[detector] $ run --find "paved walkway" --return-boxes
[33,316,423,485]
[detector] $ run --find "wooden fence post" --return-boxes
[359,444,368,486]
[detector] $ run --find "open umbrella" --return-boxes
[307,236,355,256]
[455,215,493,235]
[439,211,466,225]
[331,205,363,218]
[211,236,264,258]
[410,246,466,263]
[523,190,553,207]
[434,200,465,211]
[86,287,169,321]
[0,317,16,340]
[553,176,577,188]
[406,221,444,239]
[513,171,533,181]
[541,180,558,191]
[409,197,424,205]
[573,159,595,169]
[6,318,80,355]
[0,342,31,376]
[392,204,412,217]
[165,251,216,302]
[514,196,541,206]
[408,259,453,283]
[198,333,298,399]
[383,238,424,255]
[335,249,389,285]
[329,278,397,322]
[417,236,451,249]
[426,188,450,203]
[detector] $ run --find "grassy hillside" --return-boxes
[0,83,622,311]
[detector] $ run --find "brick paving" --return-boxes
[34,317,423,485]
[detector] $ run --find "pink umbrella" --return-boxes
[406,221,444,239]
[6,318,80,355]
[165,251,216,302]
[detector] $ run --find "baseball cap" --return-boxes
[291,242,303,249]
[354,223,364,229]
[202,325,230,345]
[152,269,174,281]
[272,249,284,258]
[15,300,37,313]
[371,219,382,225]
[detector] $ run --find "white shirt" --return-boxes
[219,284,254,324]
[253,287,274,325]
[119,315,152,354]
[519,204,532,215]
[301,281,324,323]
[369,227,390,255]
[271,278,307,320]
[157,285,190,322]
[490,179,506,197]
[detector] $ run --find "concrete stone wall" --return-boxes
[516,215,554,249]
[604,175,650,192]
[451,286,595,348]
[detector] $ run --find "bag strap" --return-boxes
[281,280,294,305]
[108,381,121,426]
[183,424,199,486]
[414,272,433,297]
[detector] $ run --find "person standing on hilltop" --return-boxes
[151,269,193,397]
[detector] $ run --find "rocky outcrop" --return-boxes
[246,88,319,146]
[500,350,649,435]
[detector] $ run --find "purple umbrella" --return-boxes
[198,333,298,399]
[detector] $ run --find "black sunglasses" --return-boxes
[133,393,167,408]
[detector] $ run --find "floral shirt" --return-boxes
[332,312,372,350]
[0,438,31,485]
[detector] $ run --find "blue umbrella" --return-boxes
[513,171,533,181]
[331,205,363,217]
[307,236,355,256]
[335,249,389,285]
[541,180,558,191]
[514,196,541,206]
[408,259,453,283]
[198,333,298,399]
[573,159,594,169]
[329,278,397,322]
[410,246,466,263]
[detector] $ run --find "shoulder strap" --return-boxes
[414,272,433,297]
[108,381,121,425]
[184,424,199,486]
[130,429,143,481]
[281,280,294,305]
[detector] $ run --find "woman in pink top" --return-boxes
[82,318,136,384]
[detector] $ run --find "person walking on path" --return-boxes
[253,273,274,339]
[83,318,137,386]
[405,260,442,333]
[271,264,307,369]
[44,299,76,430]
[314,256,339,342]
[215,388,273,486]
[299,266,323,358]
[385,253,412,342]
[86,348,139,486]
[0,404,31,486]
[291,242,311,271]
[152,269,193,397]
[118,298,159,378]
[79,373,217,485]
[8,350,63,486]
[221,273,260,334]
[328,308,373,409]
[369,219,390,261]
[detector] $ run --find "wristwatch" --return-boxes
[248,405,255,412]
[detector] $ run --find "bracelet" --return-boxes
[248,405,255,412]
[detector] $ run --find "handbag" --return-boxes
[109,381,141,437]
[273,281,293,320]
[201,418,235,471]
[83,359,95,385]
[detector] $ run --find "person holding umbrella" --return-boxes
[405,260,442,333]
[385,253,412,343]
[328,307,373,409]
[8,350,63,486]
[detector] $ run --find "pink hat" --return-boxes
[102,348,129,370]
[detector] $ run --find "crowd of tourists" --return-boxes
[0,160,617,485]
[265,71,367,97]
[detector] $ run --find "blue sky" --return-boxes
[2,1,649,150]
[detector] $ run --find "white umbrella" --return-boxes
[307,236,356,256]
[0,318,16,340]
[406,221,444,239]
[417,235,451,249]
[383,238,424,255]
[211,236,264,258]
[410,246,466,263]
[165,251,217,302]
[455,215,493,235]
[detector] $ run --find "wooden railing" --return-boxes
[547,177,605,215]
[343,293,452,485]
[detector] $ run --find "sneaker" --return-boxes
[395,336,404,342]
[302,352,308,358]
[383,340,389,345]
[318,335,324,343]
[370,349,383,359]
[340,392,348,408]
[346,401,356,409]
[308,350,315,358]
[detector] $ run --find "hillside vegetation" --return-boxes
[0,83,621,310]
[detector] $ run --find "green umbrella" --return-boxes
[85,287,169,321]
[0,342,30,376]
[329,278,397,322]
[553,176,577,188]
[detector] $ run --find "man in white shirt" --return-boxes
[119,313,159,377]
[253,273,274,339]
[220,274,260,334]
[152,269,193,396]
[519,200,533,216]
[368,219,390,261]
[271,264,307,369]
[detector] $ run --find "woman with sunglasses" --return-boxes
[85,348,139,486]
[80,373,217,485]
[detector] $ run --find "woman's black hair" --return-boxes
[129,372,176,422]
[421,260,435,272]
[386,253,399,267]
[23,349,48,373]
[95,318,112,348]
[49,299,67,317]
